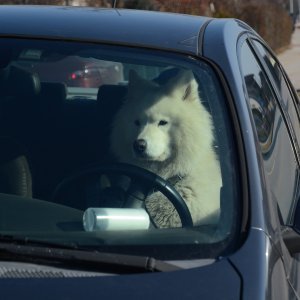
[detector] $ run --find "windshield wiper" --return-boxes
[0,236,181,273]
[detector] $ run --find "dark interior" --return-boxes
[0,65,128,208]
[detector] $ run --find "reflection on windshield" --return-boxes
[0,38,238,259]
[245,73,275,153]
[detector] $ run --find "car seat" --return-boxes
[0,137,32,197]
[0,66,40,198]
[96,84,128,160]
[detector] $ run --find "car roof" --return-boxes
[0,5,212,56]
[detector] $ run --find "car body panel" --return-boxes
[0,6,210,56]
[194,16,299,299]
[0,259,240,300]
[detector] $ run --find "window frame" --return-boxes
[0,37,244,259]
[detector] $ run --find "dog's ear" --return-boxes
[164,70,199,102]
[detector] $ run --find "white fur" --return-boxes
[110,70,222,228]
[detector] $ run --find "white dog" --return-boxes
[110,69,222,228]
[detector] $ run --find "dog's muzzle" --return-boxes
[133,139,147,155]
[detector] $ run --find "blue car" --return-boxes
[0,5,300,299]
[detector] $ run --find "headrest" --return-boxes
[39,82,67,115]
[3,66,41,97]
[97,84,127,103]
[40,82,67,102]
[97,85,127,117]
[0,48,12,69]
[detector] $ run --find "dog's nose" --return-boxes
[134,139,147,153]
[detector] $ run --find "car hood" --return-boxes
[0,258,240,299]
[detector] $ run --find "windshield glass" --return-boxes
[0,38,240,260]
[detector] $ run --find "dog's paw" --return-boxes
[145,193,182,228]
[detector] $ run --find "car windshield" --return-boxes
[0,38,240,260]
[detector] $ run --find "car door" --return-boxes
[249,38,300,298]
[239,36,300,299]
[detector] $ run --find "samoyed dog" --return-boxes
[110,69,222,228]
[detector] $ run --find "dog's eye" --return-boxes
[134,120,140,126]
[158,120,168,126]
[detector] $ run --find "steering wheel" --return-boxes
[52,163,193,227]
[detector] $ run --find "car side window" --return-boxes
[252,40,300,155]
[239,40,300,225]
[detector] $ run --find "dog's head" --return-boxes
[111,69,201,164]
